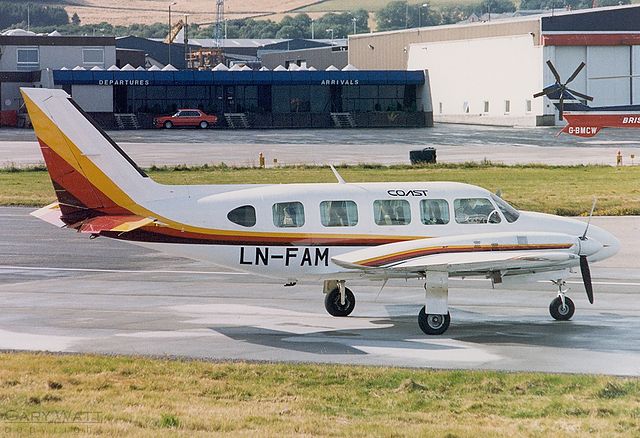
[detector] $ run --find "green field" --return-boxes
[2,163,640,216]
[0,352,638,436]
[297,0,478,13]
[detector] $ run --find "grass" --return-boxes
[297,0,479,13]
[2,163,640,216]
[0,352,638,436]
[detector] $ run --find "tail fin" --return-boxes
[21,87,156,225]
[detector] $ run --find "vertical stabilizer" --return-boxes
[21,87,158,224]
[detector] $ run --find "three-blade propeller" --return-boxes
[534,60,594,120]
[578,198,597,304]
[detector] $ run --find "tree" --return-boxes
[71,12,81,26]
[376,1,438,31]
[479,0,516,14]
[376,1,410,31]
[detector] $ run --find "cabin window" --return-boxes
[454,198,501,224]
[273,202,305,228]
[227,205,256,227]
[491,194,520,223]
[420,199,450,225]
[320,200,358,227]
[374,200,411,226]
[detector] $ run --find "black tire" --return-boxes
[549,296,575,321]
[164,121,173,129]
[199,121,208,129]
[324,287,355,317]
[418,306,450,335]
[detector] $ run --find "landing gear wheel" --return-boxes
[199,121,208,129]
[549,296,575,321]
[164,121,173,129]
[324,287,355,317]
[418,306,450,335]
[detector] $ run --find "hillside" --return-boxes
[49,0,322,25]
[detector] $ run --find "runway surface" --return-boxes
[2,124,640,167]
[1,207,639,375]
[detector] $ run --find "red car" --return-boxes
[154,109,217,129]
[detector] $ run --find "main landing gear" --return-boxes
[323,281,356,317]
[549,279,576,321]
[323,270,453,336]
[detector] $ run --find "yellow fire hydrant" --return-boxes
[259,152,265,168]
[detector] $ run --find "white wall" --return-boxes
[0,44,116,70]
[71,85,113,112]
[407,34,543,126]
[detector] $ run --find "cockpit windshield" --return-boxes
[490,193,520,223]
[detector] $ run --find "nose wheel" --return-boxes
[549,280,575,321]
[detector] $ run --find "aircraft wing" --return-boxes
[332,232,579,275]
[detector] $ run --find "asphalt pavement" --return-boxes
[1,207,639,375]
[2,125,640,167]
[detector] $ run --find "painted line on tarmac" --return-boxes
[448,277,640,287]
[0,265,246,275]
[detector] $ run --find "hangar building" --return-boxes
[349,5,640,126]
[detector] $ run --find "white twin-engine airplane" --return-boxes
[23,87,620,335]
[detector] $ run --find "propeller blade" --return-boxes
[547,60,562,83]
[581,197,598,240]
[580,255,594,304]
[558,94,564,120]
[566,88,594,102]
[533,90,548,98]
[566,62,586,85]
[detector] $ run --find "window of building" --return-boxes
[273,202,305,227]
[439,102,443,114]
[374,200,411,226]
[483,101,490,113]
[82,48,104,66]
[463,101,470,113]
[454,198,501,224]
[420,199,450,225]
[16,48,39,70]
[227,205,256,227]
[320,200,358,227]
[504,100,511,114]
[526,99,532,113]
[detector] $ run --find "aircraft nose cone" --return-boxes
[578,237,602,256]
[585,225,620,261]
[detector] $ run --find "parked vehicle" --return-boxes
[153,109,217,129]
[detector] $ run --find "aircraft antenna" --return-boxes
[330,165,346,184]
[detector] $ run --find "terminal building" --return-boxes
[49,68,431,129]
[0,30,432,129]
[349,4,640,126]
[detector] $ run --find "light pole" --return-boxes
[168,2,177,66]
[418,3,428,28]
[27,3,30,31]
[311,19,314,39]
[184,14,190,68]
[327,28,334,41]
[351,17,357,35]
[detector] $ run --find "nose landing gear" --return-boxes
[549,280,575,321]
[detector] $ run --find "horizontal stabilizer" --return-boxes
[75,215,155,234]
[30,202,66,228]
